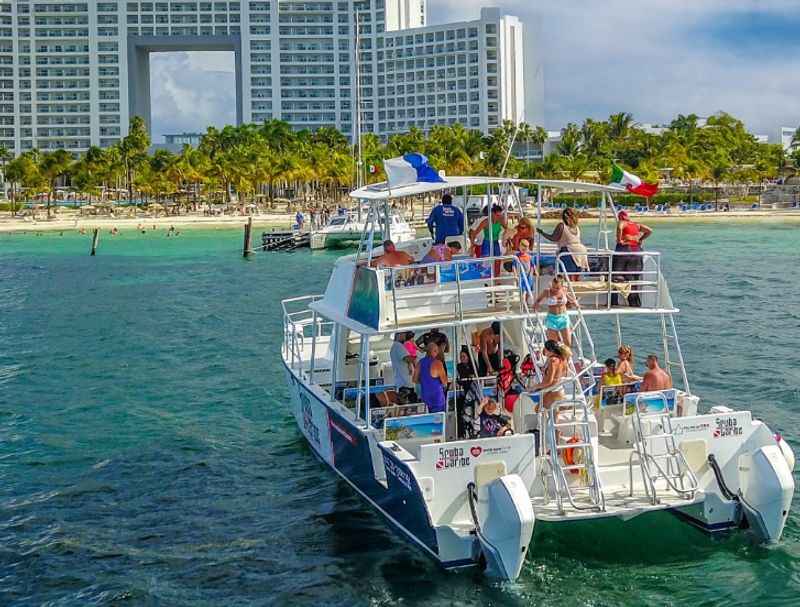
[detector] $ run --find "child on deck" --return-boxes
[595,358,624,408]
[516,239,536,302]
[477,398,513,438]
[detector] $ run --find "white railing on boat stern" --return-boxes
[281,294,329,373]
[553,249,666,311]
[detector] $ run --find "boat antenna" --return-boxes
[354,11,365,193]
[500,113,523,177]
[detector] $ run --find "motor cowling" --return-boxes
[472,474,535,581]
[738,445,794,542]
[776,434,795,472]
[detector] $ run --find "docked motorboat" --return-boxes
[281,173,795,581]
[310,206,416,250]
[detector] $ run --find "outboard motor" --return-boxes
[468,475,535,581]
[738,445,795,542]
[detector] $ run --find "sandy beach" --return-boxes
[0,212,295,234]
[1,207,799,234]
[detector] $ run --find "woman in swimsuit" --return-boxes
[533,275,576,346]
[616,344,641,383]
[530,340,572,409]
[613,210,652,307]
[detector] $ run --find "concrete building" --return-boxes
[780,126,798,151]
[0,1,530,156]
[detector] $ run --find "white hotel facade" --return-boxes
[0,1,528,155]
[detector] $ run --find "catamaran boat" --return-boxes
[281,175,795,581]
[310,206,416,250]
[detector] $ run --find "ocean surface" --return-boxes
[1,220,798,606]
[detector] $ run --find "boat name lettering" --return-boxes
[714,416,743,438]
[435,446,470,471]
[385,458,412,491]
[300,393,320,446]
[674,422,711,436]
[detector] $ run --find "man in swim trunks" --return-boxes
[478,321,501,376]
[641,354,672,392]
[369,240,415,268]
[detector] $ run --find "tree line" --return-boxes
[2,112,799,215]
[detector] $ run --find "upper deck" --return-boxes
[307,238,676,336]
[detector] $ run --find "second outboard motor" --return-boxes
[468,475,535,581]
[738,445,794,542]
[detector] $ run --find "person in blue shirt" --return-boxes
[426,193,464,244]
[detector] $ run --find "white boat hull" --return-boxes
[283,360,795,580]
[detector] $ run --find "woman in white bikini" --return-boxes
[533,275,576,346]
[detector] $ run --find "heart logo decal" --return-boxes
[470,446,483,457]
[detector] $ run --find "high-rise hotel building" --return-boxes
[0,1,528,155]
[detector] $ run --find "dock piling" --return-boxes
[243,217,253,257]
[90,228,100,256]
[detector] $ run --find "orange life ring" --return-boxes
[562,435,582,474]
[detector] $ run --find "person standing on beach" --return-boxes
[426,193,464,245]
[613,210,652,307]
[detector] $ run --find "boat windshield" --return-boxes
[329,217,347,226]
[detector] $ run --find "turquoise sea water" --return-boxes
[1,221,799,606]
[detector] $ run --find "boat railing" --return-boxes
[378,254,525,329]
[281,294,325,371]
[554,249,667,310]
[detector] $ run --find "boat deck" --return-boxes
[532,488,704,522]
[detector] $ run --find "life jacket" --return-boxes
[520,354,536,378]
[498,358,514,392]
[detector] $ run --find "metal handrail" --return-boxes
[554,257,597,362]
[380,254,522,328]
[553,250,664,311]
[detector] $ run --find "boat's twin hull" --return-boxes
[284,364,795,576]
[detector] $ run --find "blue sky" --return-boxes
[150,0,800,141]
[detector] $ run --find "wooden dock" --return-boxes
[261,229,311,251]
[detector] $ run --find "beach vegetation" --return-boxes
[0,111,793,211]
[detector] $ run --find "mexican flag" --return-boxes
[610,164,659,197]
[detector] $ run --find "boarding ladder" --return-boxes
[628,392,699,504]
[516,263,605,513]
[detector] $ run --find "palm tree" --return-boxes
[556,123,582,158]
[118,116,150,202]
[607,112,635,141]
[39,149,73,218]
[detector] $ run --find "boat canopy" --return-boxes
[349,177,627,200]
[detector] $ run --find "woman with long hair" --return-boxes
[616,344,641,382]
[613,210,652,307]
[537,207,589,278]
[530,339,572,409]
[533,275,576,346]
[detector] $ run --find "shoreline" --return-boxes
[0,213,295,234]
[1,209,800,234]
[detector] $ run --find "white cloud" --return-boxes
[147,3,800,140]
[149,52,236,142]
[429,0,800,136]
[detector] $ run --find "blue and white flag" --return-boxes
[384,153,444,188]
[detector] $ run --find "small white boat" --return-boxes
[310,207,416,250]
[282,175,795,581]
